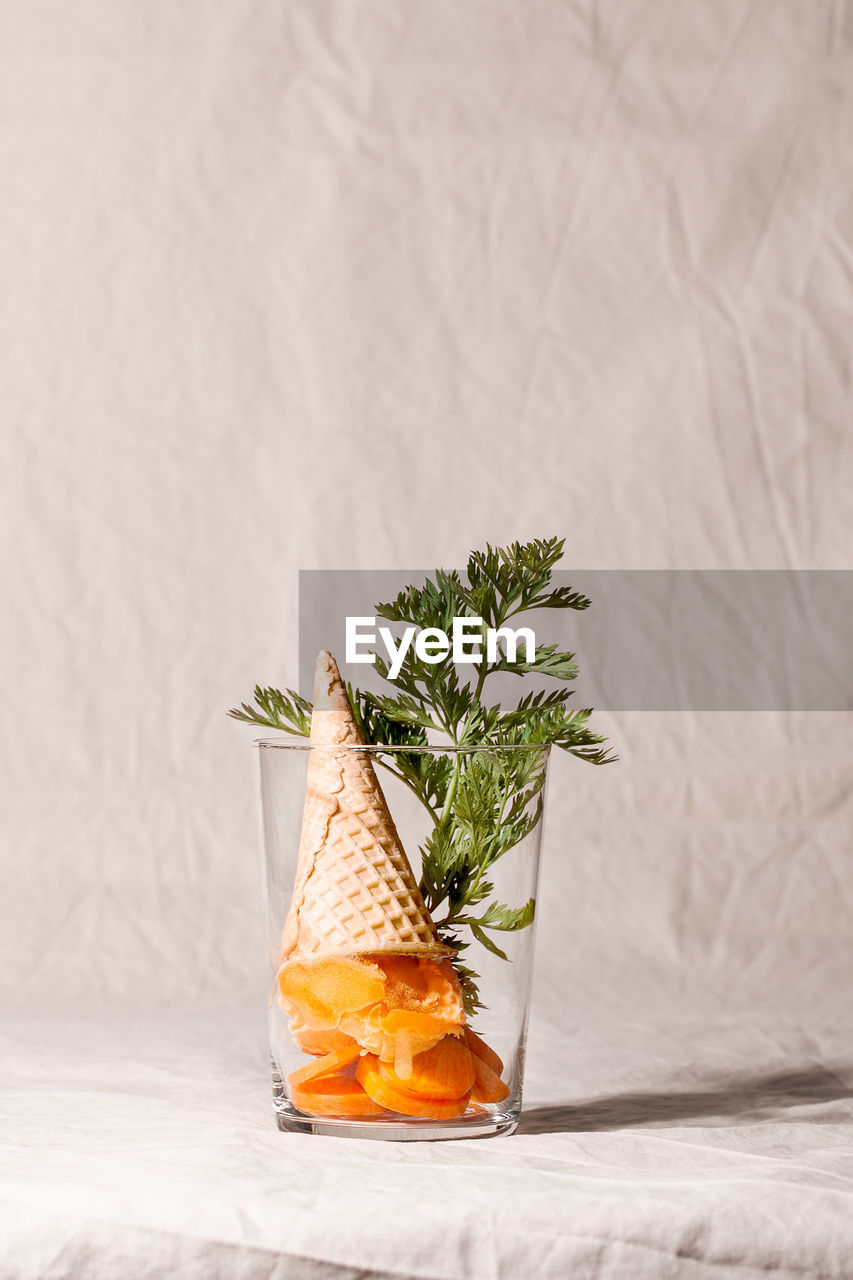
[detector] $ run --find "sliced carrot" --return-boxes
[279,957,386,1024]
[469,1053,510,1104]
[379,1034,475,1099]
[464,1026,504,1076]
[291,1073,386,1117]
[292,1026,356,1056]
[357,1055,471,1119]
[288,1043,362,1089]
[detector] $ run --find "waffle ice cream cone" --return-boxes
[281,651,452,963]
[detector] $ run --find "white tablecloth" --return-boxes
[3,1009,851,1279]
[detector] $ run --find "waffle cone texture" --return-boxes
[280,651,452,963]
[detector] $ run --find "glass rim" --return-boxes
[254,737,552,754]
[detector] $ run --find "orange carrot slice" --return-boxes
[469,1053,510,1104]
[292,1026,356,1056]
[464,1026,504,1076]
[379,1035,476,1099]
[288,1043,362,1089]
[357,1055,471,1119]
[279,958,386,1025]
[291,1073,386,1117]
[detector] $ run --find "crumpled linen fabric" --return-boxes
[2,1013,852,1280]
[1,2,852,1277]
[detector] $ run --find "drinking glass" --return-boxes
[257,741,551,1141]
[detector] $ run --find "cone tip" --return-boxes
[310,650,362,745]
[314,649,339,681]
[313,650,345,703]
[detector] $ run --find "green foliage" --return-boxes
[228,685,313,736]
[229,537,615,1014]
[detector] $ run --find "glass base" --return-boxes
[273,1098,518,1141]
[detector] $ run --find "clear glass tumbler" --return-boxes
[257,741,551,1141]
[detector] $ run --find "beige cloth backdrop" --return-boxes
[2,3,852,1278]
